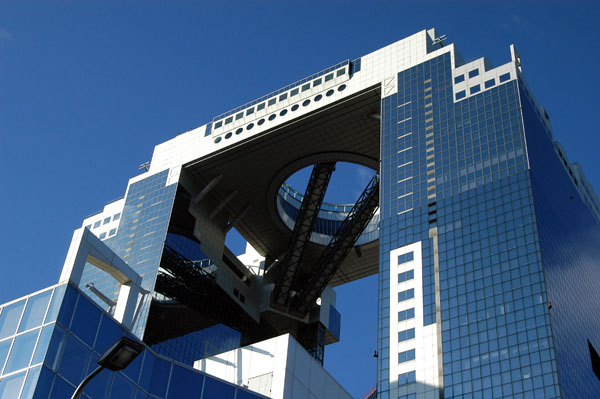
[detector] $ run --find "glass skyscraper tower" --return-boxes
[1,28,599,398]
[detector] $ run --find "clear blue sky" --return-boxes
[1,1,599,397]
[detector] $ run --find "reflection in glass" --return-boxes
[0,370,26,398]
[4,329,39,374]
[0,338,12,374]
[32,324,54,365]
[19,290,52,333]
[20,365,41,399]
[0,300,26,340]
[70,295,101,346]
[44,285,66,324]
[44,324,66,371]
[57,334,90,385]
[111,372,136,399]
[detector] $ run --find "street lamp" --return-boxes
[71,336,145,399]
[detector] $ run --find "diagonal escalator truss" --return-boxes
[271,162,337,310]
[290,173,380,315]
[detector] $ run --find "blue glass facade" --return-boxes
[79,170,177,336]
[376,52,578,398]
[0,284,266,399]
[521,81,600,398]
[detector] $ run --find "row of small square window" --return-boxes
[455,68,481,83]
[399,308,415,322]
[87,213,121,230]
[455,74,511,101]
[398,348,415,364]
[212,68,346,129]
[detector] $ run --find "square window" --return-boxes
[99,232,107,240]
[246,107,254,116]
[313,78,322,87]
[109,228,117,236]
[93,221,101,229]
[325,73,334,82]
[290,88,299,97]
[268,98,276,106]
[454,75,465,84]
[469,69,479,78]
[456,90,466,100]
[279,93,288,101]
[302,83,311,92]
[257,103,266,111]
[235,112,243,120]
[470,84,481,94]
[499,73,511,82]
[214,121,222,129]
[225,117,233,125]
[103,217,110,225]
[113,213,120,221]
[336,68,345,77]
[485,79,495,88]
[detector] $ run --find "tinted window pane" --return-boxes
[0,338,12,374]
[19,290,52,332]
[122,349,143,384]
[45,285,66,323]
[20,365,41,399]
[110,372,136,399]
[202,376,235,399]
[140,354,170,397]
[83,353,111,399]
[44,324,66,371]
[0,370,26,398]
[94,315,123,355]
[32,366,54,399]
[50,375,75,398]
[56,285,78,328]
[58,334,90,385]
[0,300,25,340]
[32,324,54,365]
[4,329,39,373]
[168,365,203,398]
[70,295,101,346]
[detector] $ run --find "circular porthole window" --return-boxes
[247,123,254,130]
[314,94,322,102]
[280,109,288,116]
[225,132,233,139]
[258,118,265,125]
[291,104,299,111]
[214,137,222,144]
[338,84,346,92]
[302,99,311,107]
[235,128,243,135]
[269,114,276,121]
[326,89,334,97]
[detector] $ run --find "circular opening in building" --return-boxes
[247,123,254,130]
[214,137,222,144]
[225,132,233,139]
[338,84,346,92]
[280,109,288,116]
[314,94,322,102]
[302,99,311,107]
[277,162,379,246]
[326,89,334,97]
[235,128,243,135]
[269,114,276,121]
[258,118,265,125]
[291,104,299,111]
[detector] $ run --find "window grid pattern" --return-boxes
[79,170,177,337]
[378,51,561,398]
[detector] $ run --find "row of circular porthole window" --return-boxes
[214,84,347,143]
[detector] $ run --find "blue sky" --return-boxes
[1,1,599,397]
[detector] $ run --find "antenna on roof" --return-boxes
[139,161,150,171]
[432,35,447,47]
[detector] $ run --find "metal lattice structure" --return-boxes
[290,173,380,315]
[271,162,336,309]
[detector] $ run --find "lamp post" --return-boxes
[71,336,145,399]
